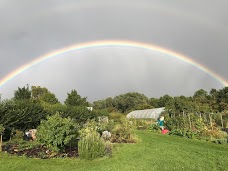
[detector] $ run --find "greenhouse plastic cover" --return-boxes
[126,107,165,119]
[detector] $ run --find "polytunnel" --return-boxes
[126,107,165,119]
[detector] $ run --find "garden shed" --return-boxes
[126,107,165,119]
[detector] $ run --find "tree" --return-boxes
[209,88,219,112]
[113,92,151,113]
[217,87,228,112]
[193,89,210,113]
[31,86,48,99]
[61,106,96,124]
[158,95,175,110]
[14,85,31,100]
[39,92,59,104]
[65,90,88,107]
[93,100,106,110]
[93,97,117,112]
[31,86,59,104]
[174,96,195,114]
[193,89,208,103]
[193,89,208,98]
[149,98,160,108]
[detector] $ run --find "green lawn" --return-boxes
[0,130,227,171]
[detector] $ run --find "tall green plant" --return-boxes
[78,130,106,160]
[111,117,137,143]
[37,113,79,152]
[78,120,107,159]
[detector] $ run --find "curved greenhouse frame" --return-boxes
[127,107,165,119]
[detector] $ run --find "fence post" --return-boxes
[188,113,192,129]
[0,134,2,152]
[220,113,224,128]
[209,113,213,130]
[183,111,185,128]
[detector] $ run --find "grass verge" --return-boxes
[0,130,227,171]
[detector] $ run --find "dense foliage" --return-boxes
[0,84,228,159]
[0,99,48,131]
[78,120,106,159]
[93,88,228,118]
[14,85,31,100]
[65,89,89,107]
[37,113,79,152]
[93,92,152,113]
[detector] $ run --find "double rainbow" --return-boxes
[0,40,227,88]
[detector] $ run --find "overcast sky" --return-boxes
[0,0,228,102]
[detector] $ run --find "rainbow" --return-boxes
[0,40,227,88]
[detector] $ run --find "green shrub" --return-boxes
[105,141,113,157]
[214,138,227,144]
[61,106,95,125]
[169,129,199,139]
[111,117,137,143]
[184,129,199,139]
[37,113,79,152]
[169,129,183,137]
[11,130,24,140]
[78,129,106,160]
[199,129,228,143]
[8,129,25,145]
[133,119,151,130]
[108,112,124,121]
[148,123,161,132]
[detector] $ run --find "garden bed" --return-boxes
[2,143,78,159]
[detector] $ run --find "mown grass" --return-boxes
[0,130,227,171]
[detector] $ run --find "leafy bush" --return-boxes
[132,119,152,130]
[169,129,183,137]
[199,129,228,143]
[61,106,96,125]
[169,128,228,144]
[214,138,227,144]
[8,129,25,144]
[111,117,137,143]
[0,99,48,131]
[108,112,124,121]
[184,129,199,139]
[169,129,199,139]
[37,113,79,152]
[11,130,24,140]
[93,109,109,117]
[148,124,161,132]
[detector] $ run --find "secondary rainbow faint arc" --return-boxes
[0,40,227,88]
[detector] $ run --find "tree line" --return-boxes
[93,88,228,114]
[0,85,102,141]
[0,85,228,141]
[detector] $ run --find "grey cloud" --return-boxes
[0,0,227,101]
[1,48,223,102]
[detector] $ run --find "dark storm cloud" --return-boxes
[0,0,228,101]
